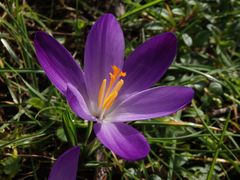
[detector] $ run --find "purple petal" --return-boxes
[34,32,88,99]
[108,86,194,122]
[120,32,177,96]
[49,146,80,180]
[66,83,96,121]
[94,122,150,161]
[84,14,124,104]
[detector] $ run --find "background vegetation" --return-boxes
[0,0,240,179]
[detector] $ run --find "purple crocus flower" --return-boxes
[34,14,194,161]
[49,146,80,180]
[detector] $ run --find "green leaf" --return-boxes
[56,127,68,142]
[62,110,78,146]
[182,33,193,47]
[27,97,45,109]
[0,156,20,178]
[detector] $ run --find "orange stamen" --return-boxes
[111,79,124,93]
[97,65,126,113]
[105,65,126,97]
[102,91,118,110]
[98,79,106,107]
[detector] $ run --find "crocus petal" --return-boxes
[120,32,177,96]
[34,32,88,99]
[49,146,80,180]
[108,86,194,122]
[84,14,124,104]
[66,83,96,121]
[94,122,150,161]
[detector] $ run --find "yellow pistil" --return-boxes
[97,65,126,114]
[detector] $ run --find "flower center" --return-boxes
[97,65,126,119]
